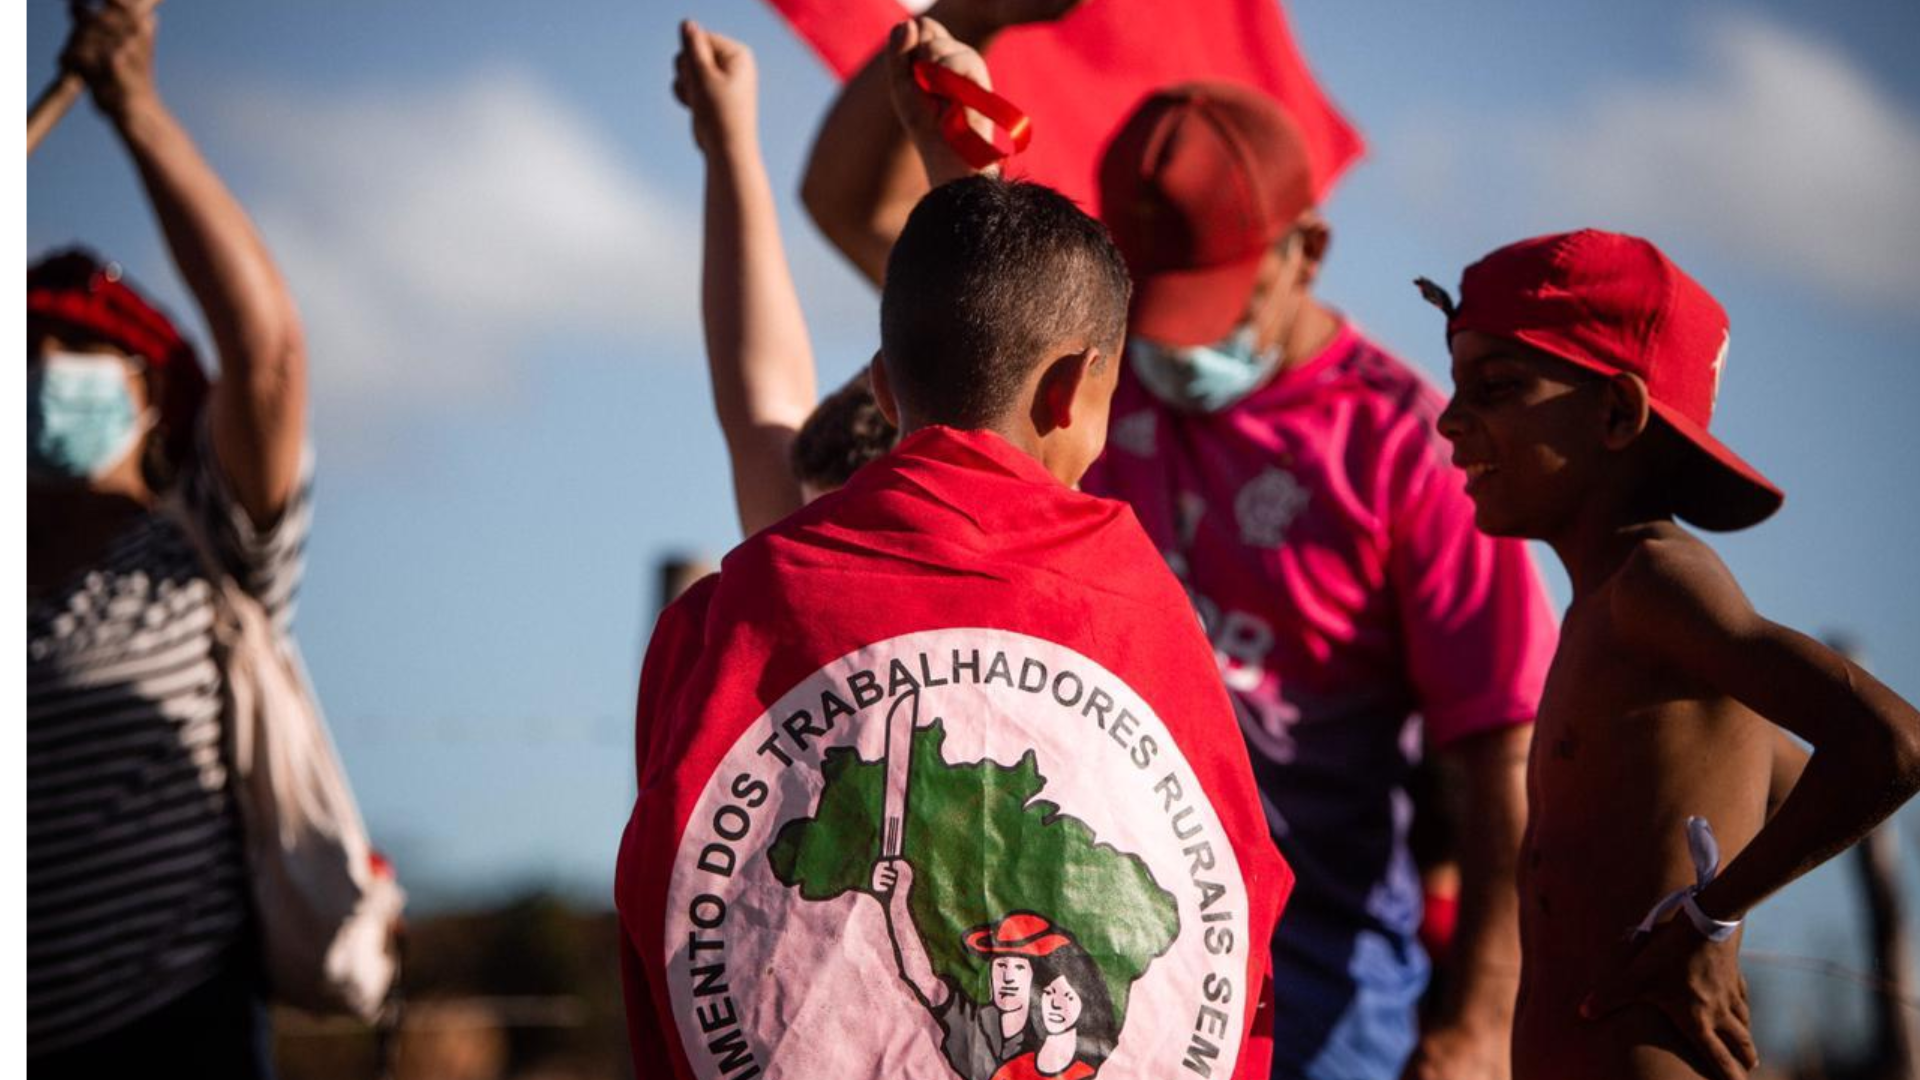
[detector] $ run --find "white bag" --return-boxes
[171,499,405,1021]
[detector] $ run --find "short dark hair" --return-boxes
[881,176,1131,429]
[789,368,896,490]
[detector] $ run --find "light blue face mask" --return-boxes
[28,352,151,482]
[1127,323,1285,413]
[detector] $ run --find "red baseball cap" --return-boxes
[1442,230,1782,532]
[963,911,1074,958]
[1098,82,1315,348]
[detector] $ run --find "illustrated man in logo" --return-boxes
[874,858,1068,1080]
[868,689,1039,1079]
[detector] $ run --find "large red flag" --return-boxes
[616,427,1292,1079]
[766,0,1363,210]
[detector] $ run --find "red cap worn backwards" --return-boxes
[1437,229,1782,532]
[1099,82,1315,348]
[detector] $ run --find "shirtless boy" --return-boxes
[1425,229,1920,1080]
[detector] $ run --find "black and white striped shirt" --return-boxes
[28,426,311,1055]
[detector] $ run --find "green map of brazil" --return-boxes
[767,715,1179,1034]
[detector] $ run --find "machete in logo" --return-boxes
[662,628,1252,1080]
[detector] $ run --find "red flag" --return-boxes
[765,0,1363,209]
[765,0,900,80]
[616,427,1292,1080]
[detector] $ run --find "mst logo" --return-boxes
[662,628,1252,1080]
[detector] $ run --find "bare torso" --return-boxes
[1514,550,1773,1079]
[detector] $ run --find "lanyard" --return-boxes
[911,60,1033,171]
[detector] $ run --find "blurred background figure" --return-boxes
[790,367,895,503]
[1749,640,1920,1080]
[28,2,312,1076]
[656,555,717,616]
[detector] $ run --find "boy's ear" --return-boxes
[869,351,902,429]
[1601,371,1653,450]
[1032,346,1100,435]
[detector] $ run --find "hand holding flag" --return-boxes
[776,0,1362,216]
[911,60,1032,173]
[885,17,1009,185]
[869,856,916,903]
[32,0,164,157]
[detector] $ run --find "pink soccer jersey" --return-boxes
[1081,321,1557,1068]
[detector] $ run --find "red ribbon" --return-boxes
[912,60,1033,170]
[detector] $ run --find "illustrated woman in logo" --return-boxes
[988,922,1118,1080]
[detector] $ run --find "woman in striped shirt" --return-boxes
[29,4,310,1076]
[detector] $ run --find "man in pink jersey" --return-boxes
[1079,85,1556,1080]
[802,18,1558,1078]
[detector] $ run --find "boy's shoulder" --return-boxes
[1605,522,1753,653]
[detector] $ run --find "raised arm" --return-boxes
[674,20,816,536]
[1615,542,1920,925]
[66,1,307,525]
[798,25,923,287]
[1586,538,1920,1075]
[800,1,1078,286]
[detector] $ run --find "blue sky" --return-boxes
[26,0,1920,1051]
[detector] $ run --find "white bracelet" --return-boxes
[1632,816,1739,942]
[1680,890,1740,943]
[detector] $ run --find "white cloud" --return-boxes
[216,67,700,416]
[1384,12,1920,312]
[1532,14,1920,306]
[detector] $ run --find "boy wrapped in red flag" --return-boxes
[618,22,1291,1080]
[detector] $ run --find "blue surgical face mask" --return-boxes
[28,351,152,482]
[1127,323,1284,413]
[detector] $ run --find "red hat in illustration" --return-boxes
[964,912,1075,958]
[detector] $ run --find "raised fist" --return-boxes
[870,857,915,901]
[671,19,758,156]
[62,0,161,123]
[885,17,997,185]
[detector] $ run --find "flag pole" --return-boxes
[28,74,83,157]
[881,691,917,859]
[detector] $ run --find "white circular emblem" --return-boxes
[661,628,1253,1080]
